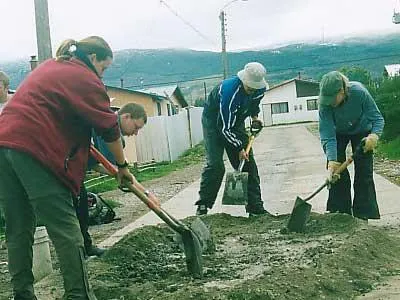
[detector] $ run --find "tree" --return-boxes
[374,77,400,141]
[339,66,372,86]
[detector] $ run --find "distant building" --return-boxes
[105,84,189,162]
[383,64,400,78]
[259,78,320,126]
[106,85,170,117]
[136,84,188,115]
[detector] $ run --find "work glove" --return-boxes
[362,133,379,153]
[327,161,341,187]
[250,119,263,136]
[251,119,263,131]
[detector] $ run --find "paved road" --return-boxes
[101,123,400,247]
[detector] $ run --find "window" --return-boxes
[307,99,318,111]
[157,102,162,116]
[271,102,289,114]
[167,104,171,116]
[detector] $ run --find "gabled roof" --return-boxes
[384,64,400,77]
[137,85,188,108]
[267,78,319,97]
[105,85,166,102]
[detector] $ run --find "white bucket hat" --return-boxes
[237,62,268,90]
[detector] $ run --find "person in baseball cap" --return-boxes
[318,70,384,221]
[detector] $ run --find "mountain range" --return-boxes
[2,33,400,104]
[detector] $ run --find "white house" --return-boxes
[259,78,320,126]
[384,64,400,78]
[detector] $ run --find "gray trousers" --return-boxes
[0,148,97,300]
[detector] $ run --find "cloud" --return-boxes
[0,0,398,62]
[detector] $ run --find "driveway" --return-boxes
[101,123,400,247]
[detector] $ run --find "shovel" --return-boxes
[89,145,209,278]
[286,144,364,233]
[222,134,256,205]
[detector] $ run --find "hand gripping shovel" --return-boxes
[89,145,208,278]
[222,134,256,205]
[286,144,363,233]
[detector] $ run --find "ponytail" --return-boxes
[55,39,78,61]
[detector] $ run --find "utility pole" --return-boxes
[203,81,207,101]
[219,11,228,79]
[34,0,52,62]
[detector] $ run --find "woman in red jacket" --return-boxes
[0,36,133,300]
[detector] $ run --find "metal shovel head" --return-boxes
[180,227,203,278]
[222,170,248,205]
[286,196,312,233]
[190,217,211,252]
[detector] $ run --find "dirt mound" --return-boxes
[88,213,400,300]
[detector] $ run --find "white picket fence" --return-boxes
[135,107,204,163]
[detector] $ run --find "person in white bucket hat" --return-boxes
[237,62,269,90]
[195,62,269,216]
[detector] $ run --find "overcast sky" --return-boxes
[1,0,399,62]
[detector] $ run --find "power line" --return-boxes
[123,74,223,89]
[113,53,400,89]
[159,0,217,46]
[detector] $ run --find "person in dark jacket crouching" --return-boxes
[195,62,269,217]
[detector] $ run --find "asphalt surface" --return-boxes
[100,123,400,247]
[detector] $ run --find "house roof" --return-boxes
[384,64,400,77]
[105,85,166,102]
[267,78,319,98]
[137,85,188,108]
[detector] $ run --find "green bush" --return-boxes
[374,77,400,141]
[377,137,400,160]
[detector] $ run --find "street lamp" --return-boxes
[219,0,248,79]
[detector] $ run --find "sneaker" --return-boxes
[86,245,106,257]
[196,204,208,216]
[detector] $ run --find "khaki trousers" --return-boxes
[0,148,97,300]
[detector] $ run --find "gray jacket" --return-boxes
[319,82,384,161]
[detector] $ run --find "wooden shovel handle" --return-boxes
[89,145,185,232]
[245,135,255,155]
[334,156,354,175]
[89,145,157,211]
[238,135,256,171]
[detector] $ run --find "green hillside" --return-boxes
[2,33,400,103]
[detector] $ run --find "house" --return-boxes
[259,78,320,126]
[106,85,170,117]
[137,84,188,115]
[383,64,400,78]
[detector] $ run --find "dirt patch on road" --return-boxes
[69,214,400,299]
[0,163,204,300]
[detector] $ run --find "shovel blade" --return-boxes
[222,171,248,205]
[190,217,212,252]
[180,228,203,278]
[287,196,312,233]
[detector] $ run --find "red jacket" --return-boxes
[0,58,120,196]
